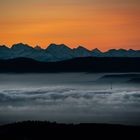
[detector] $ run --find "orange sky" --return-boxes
[0,0,140,51]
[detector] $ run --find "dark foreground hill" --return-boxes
[0,57,140,73]
[0,121,140,140]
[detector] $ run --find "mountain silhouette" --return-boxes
[0,57,140,73]
[73,46,92,57]
[46,43,74,61]
[0,43,140,62]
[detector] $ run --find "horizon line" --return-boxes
[0,42,140,52]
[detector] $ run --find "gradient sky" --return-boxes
[0,0,140,50]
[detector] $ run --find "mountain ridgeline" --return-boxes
[0,57,140,73]
[0,43,140,62]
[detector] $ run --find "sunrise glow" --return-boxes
[0,0,140,51]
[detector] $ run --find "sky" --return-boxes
[0,0,140,51]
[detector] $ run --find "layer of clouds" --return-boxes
[0,87,140,125]
[0,87,140,106]
[0,73,140,125]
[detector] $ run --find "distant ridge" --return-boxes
[0,57,140,73]
[0,43,140,62]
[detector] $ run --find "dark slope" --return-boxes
[0,121,140,140]
[0,57,140,73]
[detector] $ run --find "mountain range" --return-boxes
[0,43,140,62]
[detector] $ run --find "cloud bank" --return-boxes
[0,87,140,125]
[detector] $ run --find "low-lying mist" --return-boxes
[0,73,140,125]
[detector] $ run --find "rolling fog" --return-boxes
[0,73,140,125]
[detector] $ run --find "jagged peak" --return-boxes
[108,49,117,51]
[34,45,42,50]
[105,49,118,53]
[11,43,32,49]
[75,46,90,51]
[47,43,71,50]
[92,48,101,53]
[118,48,127,51]
[0,45,9,49]
[128,49,135,52]
[12,43,27,46]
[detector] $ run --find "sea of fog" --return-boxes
[0,73,140,125]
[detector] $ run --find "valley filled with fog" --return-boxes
[0,73,140,125]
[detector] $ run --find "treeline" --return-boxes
[0,121,140,140]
